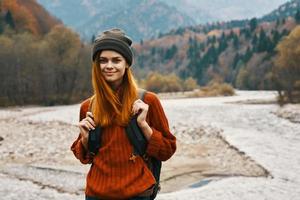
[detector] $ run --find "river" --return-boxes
[0,90,299,200]
[159,90,300,200]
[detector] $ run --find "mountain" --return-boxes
[37,0,127,28]
[133,1,300,90]
[161,0,288,23]
[37,0,195,42]
[261,0,300,21]
[0,0,61,35]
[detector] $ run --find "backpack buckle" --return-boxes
[129,153,138,163]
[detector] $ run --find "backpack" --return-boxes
[87,89,161,199]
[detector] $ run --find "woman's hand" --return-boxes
[132,99,153,140]
[78,111,95,150]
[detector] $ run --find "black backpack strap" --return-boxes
[87,96,102,156]
[125,116,147,156]
[125,88,147,156]
[126,89,162,199]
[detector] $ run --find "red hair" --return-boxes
[91,59,138,127]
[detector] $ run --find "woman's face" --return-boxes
[98,50,128,89]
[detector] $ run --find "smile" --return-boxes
[104,72,116,75]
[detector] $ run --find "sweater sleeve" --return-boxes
[70,98,93,164]
[144,92,176,161]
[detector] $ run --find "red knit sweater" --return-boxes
[71,92,176,199]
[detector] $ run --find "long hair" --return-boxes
[91,58,138,127]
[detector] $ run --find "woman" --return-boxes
[71,28,176,200]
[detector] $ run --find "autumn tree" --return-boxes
[273,26,300,103]
[44,25,84,103]
[0,0,91,106]
[183,77,199,91]
[2,0,39,34]
[144,72,187,93]
[144,72,160,93]
[235,67,250,89]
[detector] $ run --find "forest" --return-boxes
[0,0,299,106]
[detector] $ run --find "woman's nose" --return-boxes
[106,61,113,68]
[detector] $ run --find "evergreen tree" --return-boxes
[221,31,226,40]
[272,29,281,46]
[244,28,252,39]
[229,29,235,39]
[240,28,251,39]
[252,34,258,50]
[206,45,218,64]
[151,47,156,55]
[257,29,268,52]
[295,10,300,24]
[218,38,228,53]
[233,34,239,49]
[243,47,253,63]
[165,45,178,60]
[257,29,265,52]
[187,38,200,58]
[281,29,289,37]
[232,53,240,69]
[5,10,15,29]
[91,34,95,44]
[211,35,217,44]
[276,19,280,27]
[249,18,257,32]
[188,36,193,45]
[0,16,4,34]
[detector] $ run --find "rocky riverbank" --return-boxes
[1,90,299,200]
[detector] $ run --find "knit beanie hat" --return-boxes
[92,28,133,66]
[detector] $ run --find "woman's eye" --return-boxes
[99,59,107,64]
[112,59,121,63]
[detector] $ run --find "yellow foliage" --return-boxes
[144,72,200,93]
[188,81,235,97]
[2,0,39,35]
[144,72,183,93]
[183,77,199,91]
[274,25,300,103]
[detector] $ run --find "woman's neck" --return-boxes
[109,80,123,91]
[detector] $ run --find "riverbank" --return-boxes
[0,90,299,199]
[159,91,300,200]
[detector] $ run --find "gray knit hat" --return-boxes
[92,28,133,66]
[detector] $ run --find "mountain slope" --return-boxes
[37,0,195,42]
[133,1,300,90]
[261,0,300,21]
[162,0,288,23]
[0,0,61,35]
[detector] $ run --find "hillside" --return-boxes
[37,0,195,42]
[133,1,300,90]
[162,0,287,23]
[0,0,93,106]
[0,0,61,35]
[261,0,300,22]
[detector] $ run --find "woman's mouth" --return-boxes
[104,72,115,76]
